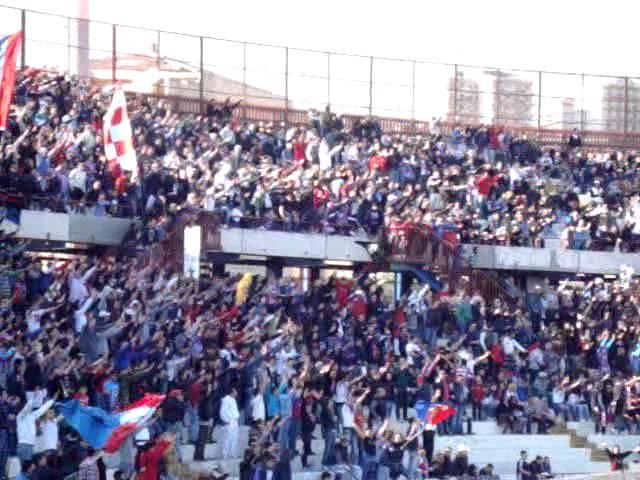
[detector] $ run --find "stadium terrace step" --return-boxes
[108,422,616,478]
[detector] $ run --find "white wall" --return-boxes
[220,229,371,262]
[464,244,640,275]
[5,211,136,246]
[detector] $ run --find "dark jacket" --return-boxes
[161,396,185,424]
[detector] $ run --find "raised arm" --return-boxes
[473,351,491,364]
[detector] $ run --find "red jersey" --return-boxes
[490,344,505,365]
[293,142,306,161]
[471,384,486,402]
[188,380,202,407]
[335,278,354,307]
[313,187,330,209]
[138,439,171,480]
[73,392,89,406]
[394,305,406,326]
[369,155,389,172]
[476,174,498,196]
[115,176,128,197]
[350,294,368,318]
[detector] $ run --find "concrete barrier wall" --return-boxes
[220,229,371,263]
[464,244,640,275]
[8,211,135,246]
[223,229,639,274]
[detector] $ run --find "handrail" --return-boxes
[385,224,521,306]
[124,91,640,149]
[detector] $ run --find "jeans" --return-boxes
[194,422,212,461]
[166,421,184,460]
[335,403,345,433]
[377,465,390,480]
[0,430,8,480]
[449,403,463,434]
[569,404,590,421]
[422,327,437,351]
[186,404,199,443]
[631,355,640,374]
[119,436,135,476]
[345,428,359,465]
[472,401,483,421]
[407,450,418,479]
[361,454,378,480]
[322,427,337,466]
[396,389,409,421]
[552,403,568,422]
[16,443,33,462]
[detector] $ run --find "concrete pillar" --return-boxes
[266,259,283,282]
[394,272,403,303]
[77,0,90,78]
[301,267,320,291]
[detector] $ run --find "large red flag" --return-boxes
[0,32,23,130]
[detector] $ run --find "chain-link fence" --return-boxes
[4,4,640,134]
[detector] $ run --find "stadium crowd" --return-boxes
[4,72,640,251]
[2,70,640,480]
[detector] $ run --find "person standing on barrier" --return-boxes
[220,388,240,460]
[600,443,640,471]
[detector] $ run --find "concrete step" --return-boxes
[189,456,326,475]
[587,434,640,451]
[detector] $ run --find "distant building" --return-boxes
[491,72,534,126]
[561,99,594,130]
[90,53,289,109]
[447,72,481,124]
[602,79,640,132]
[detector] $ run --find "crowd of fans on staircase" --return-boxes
[2,71,640,480]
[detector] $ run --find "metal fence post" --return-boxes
[242,42,247,102]
[495,69,501,125]
[327,52,331,106]
[20,9,26,69]
[368,56,373,116]
[453,64,459,122]
[580,73,585,131]
[411,60,416,124]
[67,17,71,75]
[624,76,630,134]
[111,24,117,83]
[199,36,204,110]
[156,30,161,70]
[284,46,289,126]
[537,71,542,130]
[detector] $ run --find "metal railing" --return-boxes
[386,225,521,306]
[6,4,640,145]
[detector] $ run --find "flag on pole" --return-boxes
[57,393,164,453]
[103,85,138,173]
[0,32,23,130]
[425,403,457,425]
[415,400,457,427]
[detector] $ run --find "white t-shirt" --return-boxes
[342,403,354,429]
[27,309,45,333]
[36,419,59,452]
[335,381,348,404]
[406,342,422,366]
[552,388,565,405]
[251,395,265,422]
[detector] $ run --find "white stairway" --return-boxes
[101,421,616,479]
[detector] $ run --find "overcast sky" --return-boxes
[2,0,639,124]
[2,0,638,76]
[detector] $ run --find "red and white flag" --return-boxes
[103,86,138,173]
[0,32,23,130]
